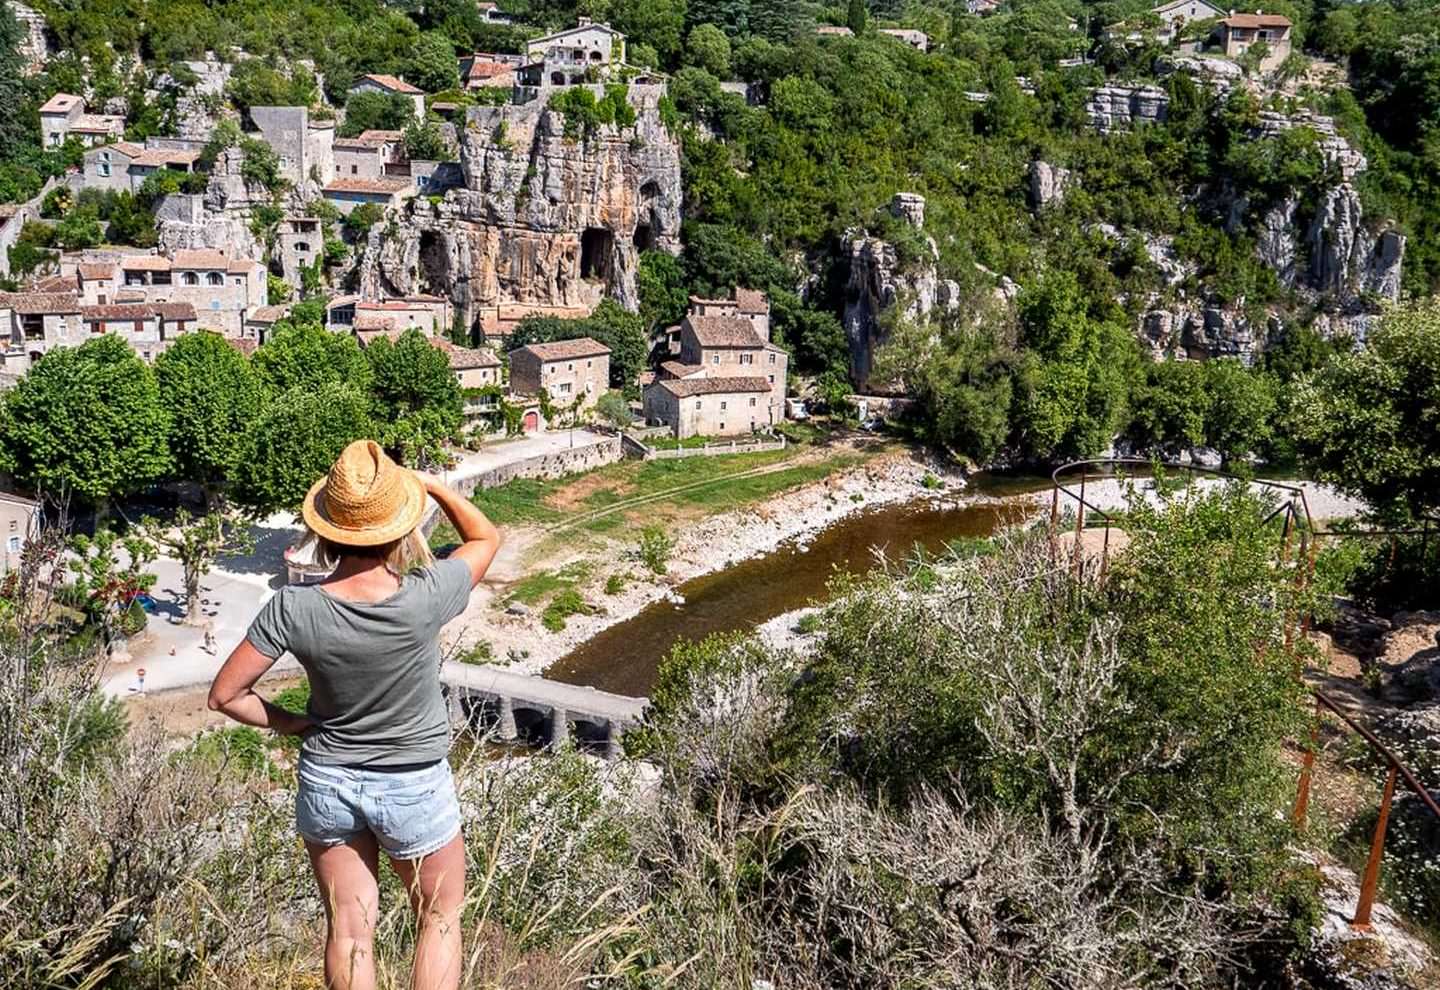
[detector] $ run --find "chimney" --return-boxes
[577,15,591,26]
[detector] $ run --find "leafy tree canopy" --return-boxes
[154,332,264,492]
[252,319,374,396]
[232,383,373,515]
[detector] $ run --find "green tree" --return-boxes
[0,4,27,160]
[0,335,170,505]
[153,332,264,498]
[637,249,689,330]
[595,389,632,430]
[1129,359,1208,451]
[253,320,374,396]
[846,0,867,35]
[407,31,460,92]
[611,0,685,64]
[1288,300,1440,521]
[1204,360,1275,461]
[403,116,450,161]
[239,137,285,193]
[232,383,373,515]
[366,329,463,464]
[343,201,386,238]
[339,91,416,138]
[137,508,254,624]
[53,206,104,250]
[686,23,732,76]
[67,527,158,644]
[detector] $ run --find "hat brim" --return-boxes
[301,467,428,547]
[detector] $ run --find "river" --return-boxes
[543,475,1045,697]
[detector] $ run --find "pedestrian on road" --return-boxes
[207,440,500,990]
[202,622,217,655]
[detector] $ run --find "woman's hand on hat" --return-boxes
[417,471,448,497]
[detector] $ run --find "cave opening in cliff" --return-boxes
[580,227,614,281]
[632,223,653,251]
[418,230,447,297]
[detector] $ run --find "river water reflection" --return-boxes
[544,476,1043,697]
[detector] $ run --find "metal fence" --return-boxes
[627,434,788,460]
[1048,458,1440,932]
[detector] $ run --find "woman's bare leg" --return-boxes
[390,834,466,990]
[307,835,381,990]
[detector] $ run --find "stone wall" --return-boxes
[421,434,622,533]
[1086,85,1169,133]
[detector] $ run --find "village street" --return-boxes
[100,430,614,698]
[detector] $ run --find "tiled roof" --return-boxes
[0,205,19,219]
[130,147,200,167]
[466,61,515,80]
[358,129,404,143]
[227,337,260,356]
[815,25,854,35]
[248,305,291,323]
[433,338,500,369]
[154,302,197,320]
[356,73,423,95]
[92,141,143,158]
[529,21,624,44]
[120,255,172,271]
[324,176,413,194]
[81,304,157,320]
[1,292,80,314]
[333,138,384,150]
[734,287,768,315]
[76,262,115,280]
[655,376,771,398]
[1221,12,1290,27]
[227,258,257,273]
[72,114,124,133]
[513,336,611,362]
[173,249,231,270]
[34,275,71,293]
[685,314,763,349]
[354,312,400,331]
[358,301,425,312]
[659,360,704,379]
[39,93,82,114]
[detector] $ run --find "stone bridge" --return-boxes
[441,661,647,758]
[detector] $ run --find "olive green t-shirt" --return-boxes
[246,558,474,768]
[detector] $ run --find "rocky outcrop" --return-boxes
[1256,196,1299,287]
[7,2,49,73]
[1140,303,1275,364]
[1157,55,1243,92]
[1027,160,1073,210]
[1307,184,1406,304]
[359,93,681,328]
[1254,110,1367,181]
[842,193,959,388]
[1086,85,1168,133]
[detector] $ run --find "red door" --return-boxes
[523,410,539,432]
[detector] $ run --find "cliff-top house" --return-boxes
[348,74,426,119]
[1217,11,1292,71]
[517,18,626,91]
[38,93,124,149]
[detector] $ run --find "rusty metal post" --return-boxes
[1353,763,1399,930]
[1293,696,1322,830]
[1071,473,1087,577]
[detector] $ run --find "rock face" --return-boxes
[1086,85,1169,133]
[1157,55,1243,91]
[1027,160,1073,210]
[1140,303,1272,363]
[155,147,269,259]
[842,193,959,389]
[1256,196,1300,287]
[7,2,49,73]
[1307,184,1406,304]
[359,93,681,330]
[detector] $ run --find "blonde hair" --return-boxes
[303,526,434,577]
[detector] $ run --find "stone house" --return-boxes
[81,141,142,193]
[38,93,124,149]
[1151,0,1225,43]
[967,0,1001,13]
[878,28,930,51]
[243,304,291,343]
[322,175,416,215]
[462,52,523,90]
[275,215,323,286]
[75,261,118,303]
[0,488,40,573]
[507,337,611,417]
[518,18,625,90]
[115,250,266,335]
[0,291,83,369]
[250,106,335,189]
[644,288,788,438]
[78,301,198,362]
[1217,12,1292,71]
[476,1,511,23]
[126,146,202,191]
[333,129,406,180]
[349,74,425,120]
[0,196,44,279]
[643,377,775,439]
[436,338,501,389]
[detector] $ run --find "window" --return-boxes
[749,397,756,407]
[351,164,358,175]
[124,271,146,286]
[768,352,777,364]
[133,320,143,332]
[20,315,43,341]
[7,520,15,531]
[711,354,720,364]
[558,382,572,394]
[294,241,311,253]
[720,422,725,431]
[152,271,171,285]
[6,536,18,553]
[205,272,223,286]
[142,350,151,361]
[567,362,573,371]
[586,359,591,368]
[740,353,752,365]
[719,401,727,410]
[181,272,199,286]
[768,375,775,383]
[694,400,702,409]
[97,159,111,177]
[232,277,242,287]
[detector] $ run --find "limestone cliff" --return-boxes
[359,91,681,332]
[842,193,960,389]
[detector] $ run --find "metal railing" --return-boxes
[1048,458,1440,931]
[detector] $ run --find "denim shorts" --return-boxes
[296,755,461,860]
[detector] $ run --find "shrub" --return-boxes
[541,588,597,632]
[604,572,627,595]
[637,525,672,575]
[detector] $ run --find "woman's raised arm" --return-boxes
[421,473,500,586]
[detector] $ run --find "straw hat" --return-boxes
[302,440,427,546]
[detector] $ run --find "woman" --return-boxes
[208,440,500,990]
